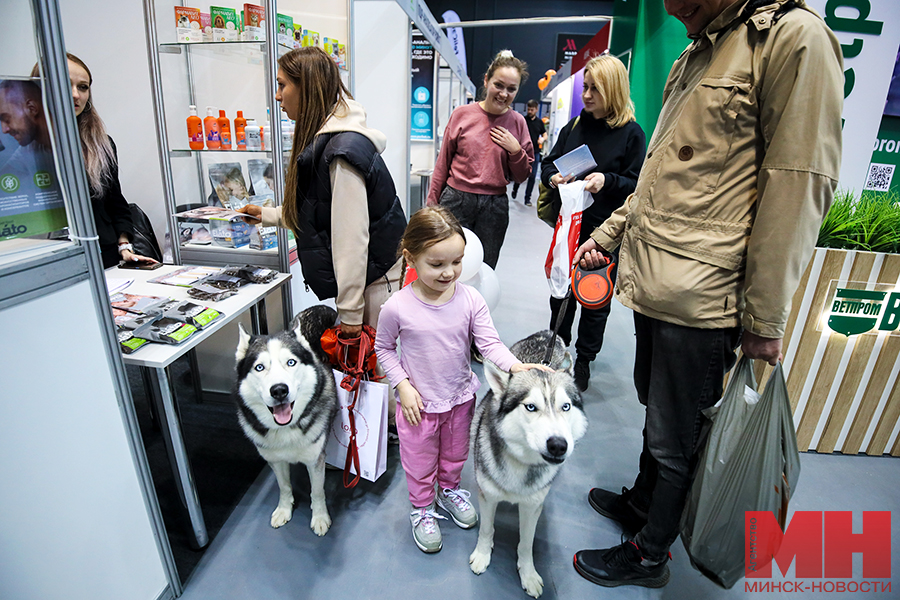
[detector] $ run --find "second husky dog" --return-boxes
[235,305,338,535]
[469,330,588,597]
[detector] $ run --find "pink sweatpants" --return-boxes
[396,398,475,508]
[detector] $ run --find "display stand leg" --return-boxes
[418,175,430,211]
[250,298,269,335]
[146,365,209,550]
[140,365,160,431]
[188,348,203,403]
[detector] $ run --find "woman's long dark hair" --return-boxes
[278,47,352,235]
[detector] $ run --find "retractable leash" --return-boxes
[541,257,617,366]
[542,291,571,366]
[571,259,616,310]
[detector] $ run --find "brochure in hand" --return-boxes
[553,144,597,179]
[174,206,258,248]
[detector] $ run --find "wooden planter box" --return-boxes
[763,248,900,456]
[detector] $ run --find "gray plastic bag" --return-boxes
[680,356,801,588]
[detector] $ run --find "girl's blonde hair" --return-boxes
[278,46,353,235]
[583,54,635,129]
[33,54,116,195]
[399,206,465,279]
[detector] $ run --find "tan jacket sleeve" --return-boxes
[330,158,369,326]
[590,192,634,253]
[741,16,843,338]
[260,205,284,227]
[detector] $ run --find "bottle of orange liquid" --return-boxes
[186,105,204,150]
[204,106,220,150]
[234,110,247,150]
[217,110,232,150]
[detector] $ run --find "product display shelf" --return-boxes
[146,0,352,328]
[158,39,294,60]
[178,243,279,268]
[167,149,280,156]
[146,0,305,324]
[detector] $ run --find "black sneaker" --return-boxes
[573,358,590,391]
[588,486,649,535]
[573,539,669,588]
[524,199,533,206]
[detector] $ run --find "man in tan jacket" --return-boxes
[570,0,843,588]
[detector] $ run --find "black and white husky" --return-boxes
[235,305,338,536]
[469,331,588,598]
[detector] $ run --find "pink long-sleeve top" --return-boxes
[426,103,534,206]
[374,283,519,414]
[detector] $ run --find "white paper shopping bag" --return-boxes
[325,370,389,482]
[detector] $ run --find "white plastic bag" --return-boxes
[544,180,594,298]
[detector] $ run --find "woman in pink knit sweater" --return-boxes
[426,50,534,269]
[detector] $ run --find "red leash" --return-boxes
[320,325,380,488]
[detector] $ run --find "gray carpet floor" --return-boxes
[177,194,900,600]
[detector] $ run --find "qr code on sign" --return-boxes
[864,163,895,192]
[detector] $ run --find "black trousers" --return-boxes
[440,186,509,270]
[629,312,741,561]
[512,159,539,201]
[547,248,619,362]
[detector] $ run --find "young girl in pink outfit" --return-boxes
[374,206,548,553]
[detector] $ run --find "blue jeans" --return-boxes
[628,312,740,561]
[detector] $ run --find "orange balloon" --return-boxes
[537,69,556,91]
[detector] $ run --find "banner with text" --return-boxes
[411,31,435,141]
[806,0,900,195]
[0,77,66,240]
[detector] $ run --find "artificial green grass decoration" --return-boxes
[817,190,900,254]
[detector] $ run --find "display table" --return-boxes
[106,264,291,549]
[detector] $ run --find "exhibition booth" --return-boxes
[1,1,899,599]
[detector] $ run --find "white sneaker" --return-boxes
[436,487,478,529]
[410,504,446,553]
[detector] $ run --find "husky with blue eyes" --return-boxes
[469,330,588,598]
[235,305,338,536]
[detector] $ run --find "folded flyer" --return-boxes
[553,144,597,179]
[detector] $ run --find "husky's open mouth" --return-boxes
[541,454,565,465]
[269,402,295,426]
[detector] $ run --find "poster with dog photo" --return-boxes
[207,161,250,210]
[0,77,66,241]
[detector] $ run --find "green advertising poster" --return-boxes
[611,0,687,134]
[0,77,67,241]
[867,115,900,195]
[865,51,900,195]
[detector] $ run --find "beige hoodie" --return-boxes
[262,98,402,326]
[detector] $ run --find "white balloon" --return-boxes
[460,227,484,282]
[470,263,501,312]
